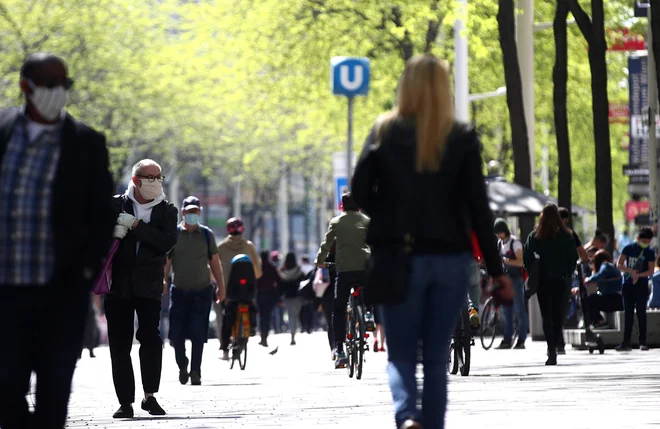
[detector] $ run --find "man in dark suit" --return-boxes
[0,53,115,428]
[105,158,177,419]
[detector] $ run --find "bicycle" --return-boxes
[480,296,519,350]
[230,304,250,370]
[448,304,473,376]
[345,285,370,380]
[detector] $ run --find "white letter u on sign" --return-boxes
[339,65,363,91]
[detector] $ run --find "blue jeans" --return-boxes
[169,286,213,372]
[502,276,528,344]
[383,254,471,429]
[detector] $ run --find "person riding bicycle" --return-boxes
[494,218,528,349]
[315,192,372,369]
[217,218,262,360]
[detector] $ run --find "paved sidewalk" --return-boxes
[62,332,660,428]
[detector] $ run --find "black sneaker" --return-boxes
[141,397,166,416]
[179,369,189,385]
[513,341,525,350]
[190,371,201,386]
[545,355,557,366]
[495,341,512,350]
[113,404,134,419]
[615,344,632,352]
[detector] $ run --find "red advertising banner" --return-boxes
[608,28,645,52]
[626,200,650,221]
[609,102,630,124]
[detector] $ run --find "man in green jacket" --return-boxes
[316,193,372,369]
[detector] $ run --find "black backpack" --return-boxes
[226,254,257,302]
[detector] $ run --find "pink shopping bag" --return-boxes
[92,239,121,295]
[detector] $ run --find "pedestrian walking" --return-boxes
[163,196,225,386]
[257,250,281,347]
[616,227,655,351]
[493,218,528,350]
[105,159,178,418]
[217,218,262,360]
[523,204,578,365]
[279,252,306,345]
[0,53,115,429]
[352,54,512,429]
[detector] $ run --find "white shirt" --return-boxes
[26,120,58,142]
[500,235,523,257]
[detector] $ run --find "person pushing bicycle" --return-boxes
[315,192,373,369]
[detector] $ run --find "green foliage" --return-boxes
[0,0,638,227]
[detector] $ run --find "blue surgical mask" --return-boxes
[185,213,200,226]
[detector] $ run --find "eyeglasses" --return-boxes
[137,175,165,183]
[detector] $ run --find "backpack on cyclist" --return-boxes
[226,254,256,302]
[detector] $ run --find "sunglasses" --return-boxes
[28,77,75,90]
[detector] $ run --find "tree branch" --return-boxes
[390,6,414,61]
[0,4,29,55]
[424,0,442,53]
[568,0,593,43]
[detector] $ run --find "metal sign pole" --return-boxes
[346,96,354,191]
[648,7,658,247]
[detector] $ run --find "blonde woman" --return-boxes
[353,54,512,429]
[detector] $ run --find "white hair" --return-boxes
[132,159,162,176]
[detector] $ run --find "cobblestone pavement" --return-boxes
[62,332,660,428]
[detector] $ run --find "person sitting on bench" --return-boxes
[581,250,623,328]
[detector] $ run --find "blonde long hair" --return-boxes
[375,54,455,173]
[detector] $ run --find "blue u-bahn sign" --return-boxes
[331,57,370,97]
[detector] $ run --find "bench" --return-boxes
[564,310,660,348]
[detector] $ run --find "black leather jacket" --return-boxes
[352,119,503,277]
[108,195,178,301]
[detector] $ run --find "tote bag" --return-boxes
[92,239,121,295]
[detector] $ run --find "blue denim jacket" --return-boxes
[649,271,660,308]
[585,262,622,295]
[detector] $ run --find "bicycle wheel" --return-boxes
[480,298,497,350]
[460,306,471,376]
[356,304,365,380]
[347,299,355,378]
[239,339,248,370]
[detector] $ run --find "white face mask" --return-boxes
[139,180,162,200]
[27,80,67,121]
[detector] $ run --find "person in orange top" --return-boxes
[468,232,483,328]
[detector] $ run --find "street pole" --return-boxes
[278,162,289,256]
[517,0,535,186]
[454,0,469,123]
[648,7,659,241]
[233,179,241,218]
[169,146,180,222]
[347,97,354,190]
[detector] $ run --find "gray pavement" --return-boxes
[62,332,660,428]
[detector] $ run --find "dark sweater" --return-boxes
[258,260,280,292]
[523,230,578,281]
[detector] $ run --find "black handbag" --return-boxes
[524,253,540,300]
[364,235,414,306]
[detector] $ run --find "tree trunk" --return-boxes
[554,0,572,217]
[497,0,532,188]
[591,0,615,250]
[651,0,660,109]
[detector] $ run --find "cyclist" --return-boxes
[217,218,262,360]
[315,192,372,369]
[493,218,528,349]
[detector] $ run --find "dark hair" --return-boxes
[342,192,359,212]
[283,252,298,270]
[260,250,270,264]
[639,226,654,240]
[534,204,569,240]
[593,250,612,273]
[20,53,66,80]
[558,207,570,220]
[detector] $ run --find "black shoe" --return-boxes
[495,341,512,350]
[179,369,189,385]
[513,341,525,350]
[141,397,166,416]
[260,338,268,347]
[190,371,201,386]
[290,338,296,346]
[113,404,134,419]
[89,349,96,358]
[616,344,632,352]
[545,355,557,366]
[556,345,566,355]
